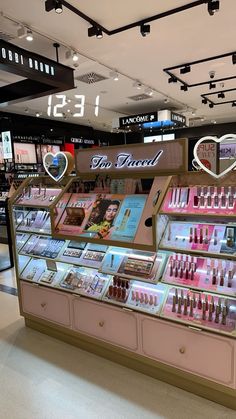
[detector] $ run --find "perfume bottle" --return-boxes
[226,227,235,247]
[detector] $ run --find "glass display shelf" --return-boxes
[161,286,236,337]
[100,246,166,284]
[20,258,70,289]
[14,208,52,235]
[160,185,236,217]
[102,278,168,315]
[159,220,236,259]
[162,252,236,297]
[14,185,63,208]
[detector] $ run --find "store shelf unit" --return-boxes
[8,163,236,409]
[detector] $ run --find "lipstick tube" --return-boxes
[144,293,149,304]
[213,229,218,246]
[221,195,226,208]
[228,270,233,288]
[214,195,219,208]
[198,294,202,310]
[190,299,194,317]
[208,303,213,321]
[175,288,178,301]
[222,306,227,325]
[205,295,209,311]
[228,195,234,209]
[190,267,194,281]
[202,301,206,320]
[193,196,199,208]
[181,289,184,305]
[187,293,190,307]
[199,195,205,208]
[189,227,193,243]
[215,305,220,323]
[149,294,153,305]
[177,297,182,314]
[211,296,215,312]
[212,267,217,285]
[172,295,176,312]
[193,293,197,308]
[219,269,224,287]
[179,261,184,278]
[154,295,158,306]
[207,195,212,208]
[183,298,188,315]
[204,228,209,244]
[199,228,203,244]
[169,259,173,276]
[194,227,198,244]
[140,292,144,303]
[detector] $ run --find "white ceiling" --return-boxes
[0,0,236,131]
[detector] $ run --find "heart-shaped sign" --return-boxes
[43,152,74,181]
[193,134,236,178]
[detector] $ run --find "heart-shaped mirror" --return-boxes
[193,134,236,178]
[43,152,74,181]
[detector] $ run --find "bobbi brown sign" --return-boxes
[75,139,187,174]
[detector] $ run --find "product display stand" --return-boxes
[8,149,236,410]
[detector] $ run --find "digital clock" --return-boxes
[47,94,100,118]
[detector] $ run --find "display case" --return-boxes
[8,141,236,409]
[158,174,236,338]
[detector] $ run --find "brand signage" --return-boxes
[0,39,74,105]
[69,137,95,145]
[1,131,13,159]
[119,112,157,127]
[12,135,64,145]
[90,151,163,170]
[75,139,187,174]
[171,112,186,126]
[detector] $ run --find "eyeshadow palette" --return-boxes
[60,267,110,299]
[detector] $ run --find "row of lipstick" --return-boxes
[171,289,229,324]
[168,186,236,210]
[108,276,130,301]
[131,290,158,306]
[169,259,234,287]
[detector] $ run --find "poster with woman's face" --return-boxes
[36,145,60,163]
[84,194,123,239]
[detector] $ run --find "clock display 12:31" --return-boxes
[47,94,100,117]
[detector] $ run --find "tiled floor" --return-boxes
[0,260,235,418]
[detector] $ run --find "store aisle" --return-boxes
[0,288,235,419]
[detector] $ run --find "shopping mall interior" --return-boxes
[1,1,236,418]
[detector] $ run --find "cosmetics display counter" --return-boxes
[9,172,236,409]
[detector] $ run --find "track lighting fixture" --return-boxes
[45,0,63,14]
[180,65,191,74]
[209,103,214,108]
[72,51,79,62]
[88,26,103,38]
[17,25,33,41]
[232,53,236,65]
[140,23,150,37]
[202,98,208,104]
[110,71,119,81]
[26,29,33,41]
[207,0,220,16]
[164,98,169,104]
[35,112,41,117]
[201,117,205,122]
[209,82,216,89]
[180,84,188,91]
[133,81,142,89]
[168,76,177,83]
[218,92,225,99]
[145,87,153,96]
[232,102,236,107]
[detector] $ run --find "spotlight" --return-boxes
[45,0,63,14]
[35,112,40,117]
[72,51,79,62]
[145,87,153,96]
[232,102,236,107]
[110,71,119,81]
[209,103,214,108]
[207,0,220,16]
[133,81,142,89]
[164,98,169,104]
[140,23,150,37]
[209,82,216,89]
[55,0,63,13]
[180,65,191,74]
[201,117,205,122]
[17,25,27,39]
[191,111,196,116]
[232,53,236,65]
[218,92,225,99]
[88,26,103,39]
[168,76,177,83]
[180,84,188,91]
[202,98,208,104]
[26,29,33,41]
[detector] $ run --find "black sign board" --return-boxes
[171,112,186,126]
[0,40,75,105]
[119,111,157,127]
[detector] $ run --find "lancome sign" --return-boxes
[119,112,157,127]
[76,139,187,174]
